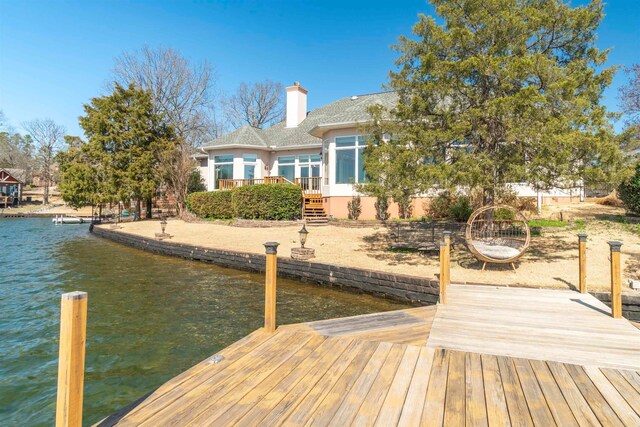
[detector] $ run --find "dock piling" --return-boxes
[56,291,88,427]
[263,242,279,332]
[608,241,622,319]
[578,234,587,294]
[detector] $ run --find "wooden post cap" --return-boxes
[263,242,280,254]
[578,234,587,242]
[62,291,88,300]
[608,241,623,252]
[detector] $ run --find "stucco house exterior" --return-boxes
[197,82,584,220]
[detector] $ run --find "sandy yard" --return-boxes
[105,203,640,292]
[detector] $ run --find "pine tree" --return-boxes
[59,84,174,215]
[365,0,624,206]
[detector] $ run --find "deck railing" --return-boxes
[218,176,291,191]
[295,177,322,194]
[218,176,322,195]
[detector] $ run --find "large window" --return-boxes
[243,154,257,180]
[335,136,368,184]
[299,154,321,191]
[277,155,295,182]
[213,154,233,189]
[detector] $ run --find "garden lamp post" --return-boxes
[299,224,309,248]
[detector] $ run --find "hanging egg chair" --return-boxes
[465,205,530,271]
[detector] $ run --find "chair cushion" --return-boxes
[473,241,521,260]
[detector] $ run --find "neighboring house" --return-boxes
[0,168,25,207]
[199,82,584,220]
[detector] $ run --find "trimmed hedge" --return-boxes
[233,184,302,220]
[187,183,303,220]
[186,190,233,219]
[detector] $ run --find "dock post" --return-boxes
[439,240,450,304]
[56,291,88,427]
[608,241,623,319]
[578,234,587,294]
[263,242,280,332]
[443,230,452,289]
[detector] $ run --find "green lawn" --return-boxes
[528,219,568,228]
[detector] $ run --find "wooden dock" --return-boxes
[98,285,640,426]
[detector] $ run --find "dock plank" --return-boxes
[427,284,640,370]
[373,345,421,426]
[421,348,449,426]
[528,360,578,426]
[465,353,487,427]
[99,287,640,427]
[395,347,435,426]
[284,340,379,426]
[239,337,355,426]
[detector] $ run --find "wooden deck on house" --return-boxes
[98,285,640,426]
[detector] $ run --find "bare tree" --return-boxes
[112,46,220,216]
[223,80,284,129]
[22,119,65,204]
[621,65,640,126]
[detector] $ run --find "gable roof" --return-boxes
[202,91,398,151]
[0,168,25,184]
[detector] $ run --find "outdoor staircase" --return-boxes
[303,194,328,225]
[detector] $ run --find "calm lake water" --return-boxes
[0,218,408,426]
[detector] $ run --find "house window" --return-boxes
[277,155,295,182]
[243,154,257,180]
[213,154,234,189]
[335,136,368,184]
[299,154,321,190]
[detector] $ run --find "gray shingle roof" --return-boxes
[202,91,398,150]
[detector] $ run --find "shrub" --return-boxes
[187,170,207,194]
[618,164,640,214]
[374,196,390,220]
[232,183,302,220]
[347,195,362,220]
[494,207,516,220]
[396,195,413,219]
[447,195,473,222]
[428,191,454,219]
[186,191,233,219]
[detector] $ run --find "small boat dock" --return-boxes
[97,284,640,426]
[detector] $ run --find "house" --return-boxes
[0,168,25,207]
[198,82,584,220]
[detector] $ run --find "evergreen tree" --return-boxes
[61,83,174,215]
[366,0,623,205]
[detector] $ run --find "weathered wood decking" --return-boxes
[99,285,640,426]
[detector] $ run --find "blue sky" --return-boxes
[0,0,638,138]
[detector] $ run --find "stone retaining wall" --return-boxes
[92,226,440,305]
[590,291,640,322]
[91,226,640,320]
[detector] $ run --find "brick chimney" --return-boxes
[286,81,308,128]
